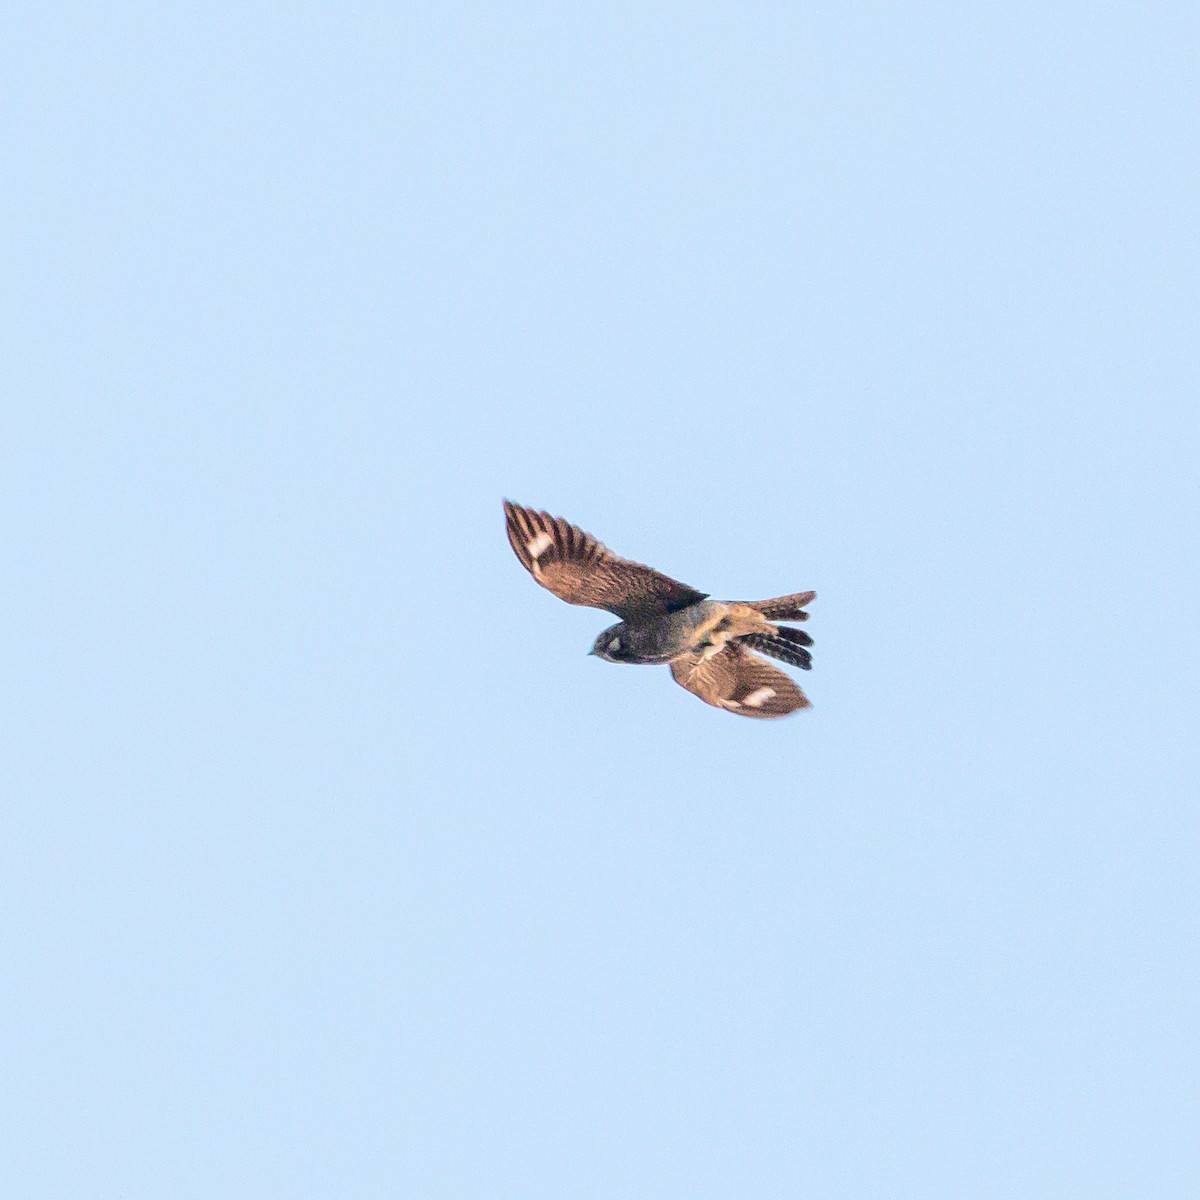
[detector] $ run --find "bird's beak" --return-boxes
[587,647,597,656]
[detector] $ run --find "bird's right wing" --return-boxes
[504,501,707,622]
[669,642,810,719]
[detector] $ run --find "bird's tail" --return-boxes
[740,591,816,621]
[739,627,813,671]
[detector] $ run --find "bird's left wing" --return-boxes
[504,501,707,622]
[669,642,810,718]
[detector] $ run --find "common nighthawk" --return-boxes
[504,500,815,718]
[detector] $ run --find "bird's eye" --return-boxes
[610,637,621,652]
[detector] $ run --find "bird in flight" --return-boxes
[504,501,816,718]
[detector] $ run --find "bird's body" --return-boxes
[504,501,817,719]
[591,599,721,664]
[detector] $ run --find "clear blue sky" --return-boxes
[5,2,1198,1196]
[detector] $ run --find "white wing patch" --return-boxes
[743,687,776,708]
[526,531,554,559]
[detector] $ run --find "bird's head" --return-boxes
[589,626,634,663]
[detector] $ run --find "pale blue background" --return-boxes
[4,2,1198,1196]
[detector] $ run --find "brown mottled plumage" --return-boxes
[669,642,811,718]
[503,501,707,621]
[504,500,816,719]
